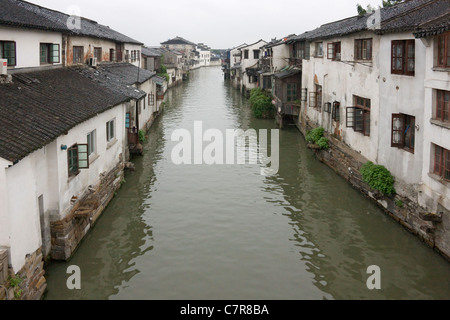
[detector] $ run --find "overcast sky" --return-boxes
[27,0,378,49]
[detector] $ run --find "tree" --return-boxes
[356,3,375,16]
[357,0,404,15]
[382,0,404,7]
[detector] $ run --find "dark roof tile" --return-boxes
[0,67,132,163]
[0,0,143,44]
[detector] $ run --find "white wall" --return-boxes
[271,43,290,72]
[4,150,44,272]
[55,103,127,219]
[302,31,380,162]
[419,36,450,212]
[377,32,426,188]
[0,158,13,248]
[0,26,62,69]
[241,40,267,90]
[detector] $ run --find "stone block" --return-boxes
[0,249,8,285]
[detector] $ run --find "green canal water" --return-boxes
[44,66,450,300]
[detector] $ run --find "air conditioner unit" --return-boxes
[0,59,7,75]
[89,57,98,67]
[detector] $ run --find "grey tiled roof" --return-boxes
[414,12,450,38]
[95,62,156,86]
[0,0,143,44]
[142,47,162,57]
[161,36,196,46]
[0,67,133,163]
[289,0,448,42]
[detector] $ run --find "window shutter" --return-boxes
[346,107,356,128]
[332,102,340,121]
[363,111,371,137]
[77,144,89,169]
[327,43,334,59]
[309,92,317,108]
[68,145,79,176]
[51,44,60,63]
[391,114,405,148]
[354,109,365,132]
[305,42,310,60]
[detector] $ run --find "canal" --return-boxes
[44,66,450,300]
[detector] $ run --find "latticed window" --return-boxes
[434,145,450,182]
[287,83,297,102]
[391,40,415,76]
[437,32,450,68]
[94,47,102,62]
[328,42,341,61]
[148,93,155,106]
[355,39,372,60]
[391,114,415,153]
[347,96,371,136]
[73,46,84,64]
[0,41,16,66]
[332,101,340,122]
[40,43,60,64]
[68,144,89,177]
[435,89,450,122]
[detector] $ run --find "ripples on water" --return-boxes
[44,67,450,301]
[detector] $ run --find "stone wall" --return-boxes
[0,248,46,300]
[297,119,449,261]
[50,162,125,261]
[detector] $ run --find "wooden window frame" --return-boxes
[110,49,116,62]
[73,46,84,64]
[327,42,341,61]
[391,40,415,76]
[244,50,249,59]
[67,144,89,177]
[94,47,102,62]
[253,50,260,59]
[315,42,323,57]
[437,32,450,68]
[332,101,340,122]
[433,145,450,182]
[355,38,372,61]
[391,114,415,153]
[287,83,298,102]
[0,41,16,66]
[435,89,450,123]
[40,43,60,65]
[87,130,96,157]
[148,93,155,106]
[106,119,116,142]
[347,96,371,136]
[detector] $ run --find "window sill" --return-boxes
[67,171,80,183]
[432,67,450,73]
[428,173,450,186]
[430,119,450,130]
[89,154,100,165]
[107,138,118,150]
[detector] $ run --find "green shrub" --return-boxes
[305,127,329,150]
[306,127,325,144]
[139,130,146,143]
[317,137,329,150]
[249,88,275,119]
[360,161,396,196]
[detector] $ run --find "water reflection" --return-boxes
[44,67,450,301]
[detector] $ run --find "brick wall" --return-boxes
[50,161,125,261]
